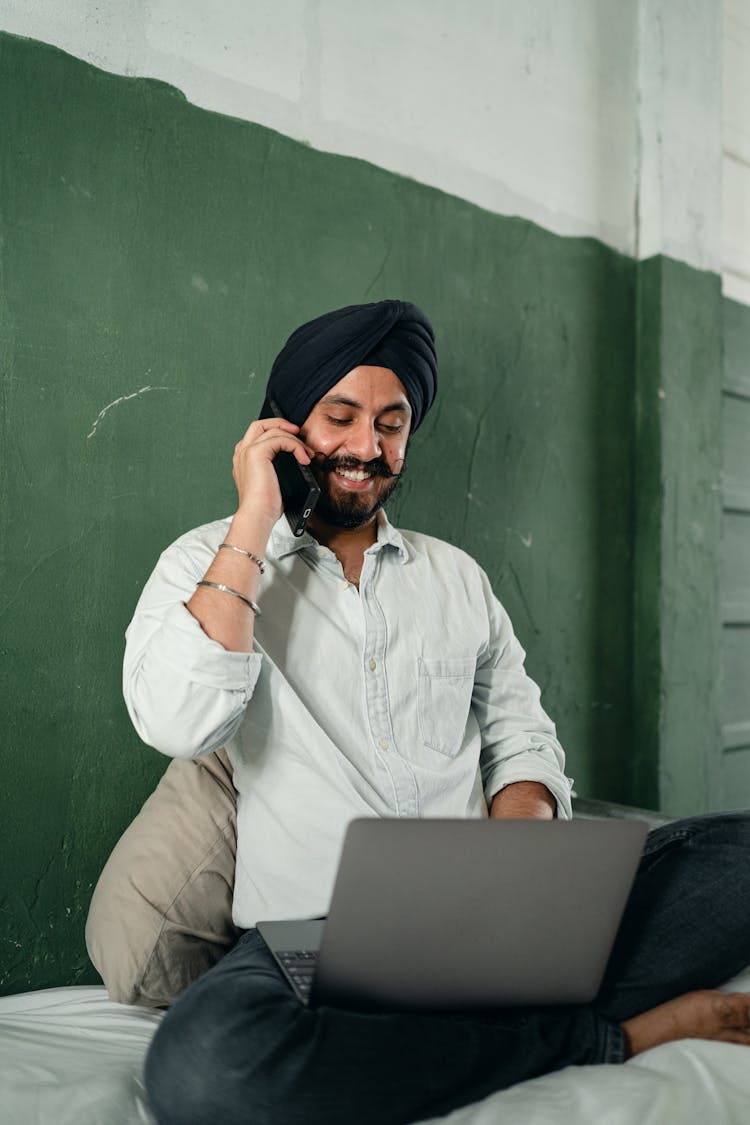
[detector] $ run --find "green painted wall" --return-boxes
[632,259,724,811]
[0,33,735,994]
[719,299,750,805]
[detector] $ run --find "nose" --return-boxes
[343,418,381,463]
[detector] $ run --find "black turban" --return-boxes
[265,300,437,431]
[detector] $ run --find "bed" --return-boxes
[2,965,749,1125]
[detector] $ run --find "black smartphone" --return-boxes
[258,396,321,537]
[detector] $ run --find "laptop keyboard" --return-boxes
[278,949,318,1000]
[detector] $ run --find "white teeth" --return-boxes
[336,469,372,482]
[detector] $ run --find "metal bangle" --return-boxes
[196,580,261,616]
[218,542,266,574]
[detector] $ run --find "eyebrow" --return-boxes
[319,394,411,415]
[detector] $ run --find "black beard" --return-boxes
[310,454,406,530]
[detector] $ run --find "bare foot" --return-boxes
[622,990,750,1057]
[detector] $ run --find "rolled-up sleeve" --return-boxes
[123,532,262,759]
[473,569,573,819]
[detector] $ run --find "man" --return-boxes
[126,301,750,1125]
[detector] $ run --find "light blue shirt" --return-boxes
[124,512,573,928]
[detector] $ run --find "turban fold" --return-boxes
[265,300,437,431]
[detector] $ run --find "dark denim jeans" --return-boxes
[145,812,750,1125]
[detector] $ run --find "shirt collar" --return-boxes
[372,510,409,563]
[269,517,317,560]
[269,509,409,564]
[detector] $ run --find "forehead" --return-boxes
[316,365,411,412]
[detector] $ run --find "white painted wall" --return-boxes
[0,0,747,300]
[635,0,722,272]
[723,0,750,305]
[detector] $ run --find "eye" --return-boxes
[325,415,352,426]
[379,423,403,434]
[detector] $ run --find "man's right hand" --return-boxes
[232,417,315,534]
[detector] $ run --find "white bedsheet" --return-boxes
[1,968,749,1125]
[0,986,159,1125]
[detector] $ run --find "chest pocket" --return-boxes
[417,656,476,757]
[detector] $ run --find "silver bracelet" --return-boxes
[219,542,266,574]
[196,580,261,616]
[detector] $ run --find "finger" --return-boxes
[293,444,316,465]
[717,1030,750,1045]
[234,424,304,458]
[254,430,315,460]
[234,431,313,464]
[721,993,750,1026]
[235,417,300,448]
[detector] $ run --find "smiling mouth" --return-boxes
[334,468,373,483]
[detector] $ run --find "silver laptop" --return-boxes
[257,816,647,1011]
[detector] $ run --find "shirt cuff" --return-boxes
[150,601,262,696]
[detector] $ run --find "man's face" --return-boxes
[300,366,412,530]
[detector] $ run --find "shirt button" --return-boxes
[340,580,349,590]
[317,549,326,559]
[369,658,376,671]
[378,738,389,751]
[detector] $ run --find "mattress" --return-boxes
[1,967,749,1125]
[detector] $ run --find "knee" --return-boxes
[668,812,750,895]
[144,973,310,1125]
[693,811,750,851]
[145,1011,211,1125]
[650,810,750,855]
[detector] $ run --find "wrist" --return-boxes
[227,509,275,557]
[490,782,556,820]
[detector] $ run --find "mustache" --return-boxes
[312,453,405,480]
